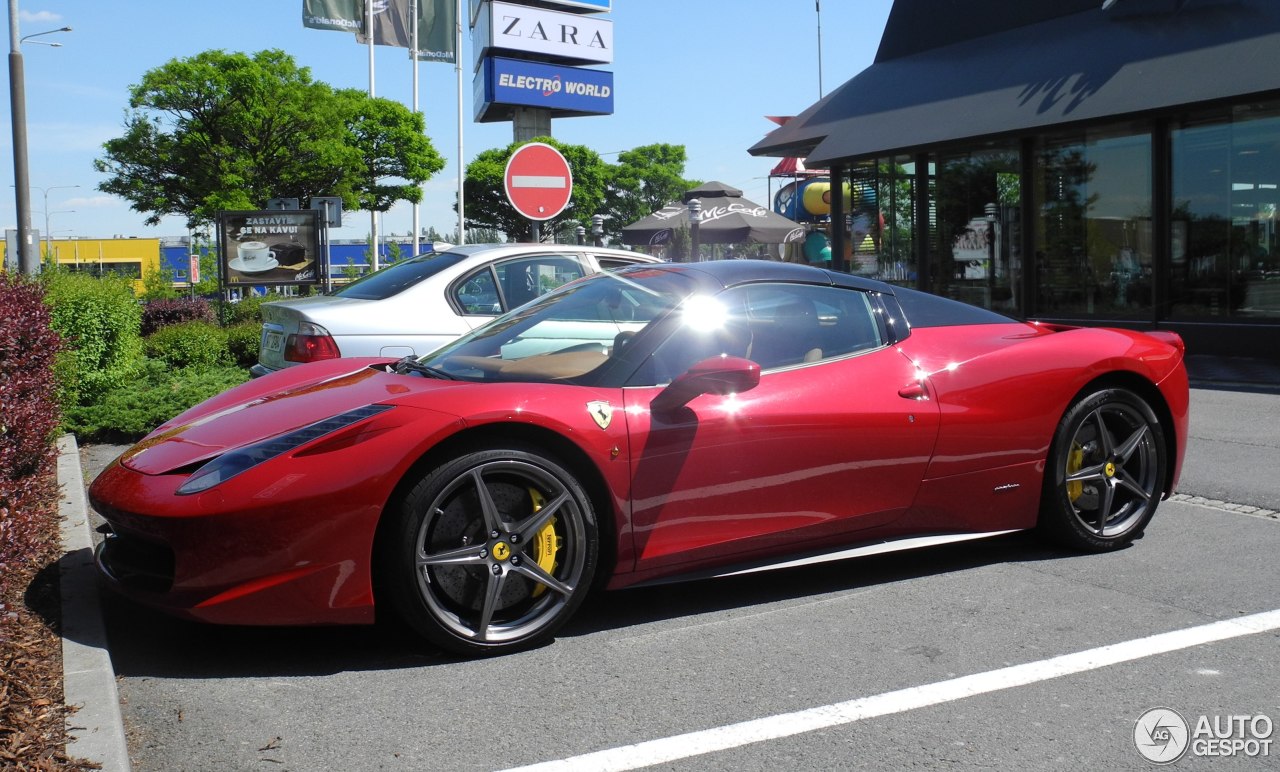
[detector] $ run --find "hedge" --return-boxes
[41,270,143,407]
[0,273,62,585]
[141,297,216,336]
[144,321,230,368]
[62,359,249,444]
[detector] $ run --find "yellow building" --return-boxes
[2,237,161,294]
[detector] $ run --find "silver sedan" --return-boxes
[252,243,659,376]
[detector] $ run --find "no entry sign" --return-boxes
[504,142,574,221]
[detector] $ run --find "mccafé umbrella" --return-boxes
[620,181,806,247]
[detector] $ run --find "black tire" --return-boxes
[1039,387,1167,552]
[385,445,598,656]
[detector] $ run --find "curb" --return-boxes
[56,434,132,772]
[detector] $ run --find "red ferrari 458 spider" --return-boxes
[90,260,1189,655]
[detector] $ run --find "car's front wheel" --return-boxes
[386,446,598,656]
[1039,387,1167,552]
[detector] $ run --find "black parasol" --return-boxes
[621,181,806,247]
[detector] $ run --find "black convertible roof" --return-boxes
[625,260,1016,329]
[635,259,896,295]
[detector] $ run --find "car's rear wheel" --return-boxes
[386,446,597,656]
[1039,387,1167,551]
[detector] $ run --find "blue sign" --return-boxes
[474,56,614,122]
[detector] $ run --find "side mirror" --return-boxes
[651,356,761,412]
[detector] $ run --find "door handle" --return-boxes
[898,381,929,400]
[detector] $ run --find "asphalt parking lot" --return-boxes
[69,387,1280,770]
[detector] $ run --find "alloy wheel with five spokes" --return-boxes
[1040,388,1167,551]
[388,447,597,655]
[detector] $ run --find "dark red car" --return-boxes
[89,260,1189,655]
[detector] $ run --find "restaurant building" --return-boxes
[751,0,1280,364]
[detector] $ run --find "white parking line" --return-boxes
[502,609,1280,772]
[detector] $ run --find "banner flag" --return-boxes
[415,0,458,63]
[356,0,457,63]
[302,0,363,32]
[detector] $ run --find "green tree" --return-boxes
[342,258,361,282]
[464,227,503,244]
[463,138,608,242]
[94,49,443,228]
[385,239,404,264]
[338,89,444,217]
[603,143,698,243]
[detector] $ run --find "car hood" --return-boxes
[119,359,458,475]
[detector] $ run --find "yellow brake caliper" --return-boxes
[1066,444,1084,502]
[528,489,560,597]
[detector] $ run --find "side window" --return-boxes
[596,257,640,271]
[453,268,501,315]
[494,255,588,310]
[628,291,753,386]
[628,283,884,385]
[740,284,883,369]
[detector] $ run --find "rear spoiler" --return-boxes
[1145,330,1186,354]
[1029,321,1186,355]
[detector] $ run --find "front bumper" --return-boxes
[88,457,385,627]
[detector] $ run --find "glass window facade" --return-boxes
[1170,102,1280,319]
[1034,127,1153,319]
[934,147,1021,313]
[822,97,1280,366]
[847,156,919,287]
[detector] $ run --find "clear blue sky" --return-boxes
[3,1,892,242]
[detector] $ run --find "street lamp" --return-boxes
[7,10,72,274]
[21,25,71,46]
[687,199,702,263]
[35,208,75,262]
[31,183,79,261]
[576,224,585,246]
[591,214,604,247]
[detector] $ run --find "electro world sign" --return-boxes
[474,56,614,122]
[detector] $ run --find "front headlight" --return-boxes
[176,404,394,495]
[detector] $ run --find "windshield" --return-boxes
[420,267,695,383]
[333,251,470,300]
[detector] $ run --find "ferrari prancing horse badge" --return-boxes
[587,401,613,430]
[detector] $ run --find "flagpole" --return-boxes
[366,0,380,271]
[411,0,421,256]
[456,0,465,245]
[816,0,824,99]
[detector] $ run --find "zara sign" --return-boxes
[474,1,613,67]
[470,0,610,27]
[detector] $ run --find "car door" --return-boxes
[452,253,590,331]
[620,282,941,574]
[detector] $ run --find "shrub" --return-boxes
[222,293,270,326]
[0,273,62,581]
[141,265,180,301]
[141,296,216,336]
[41,269,143,407]
[62,359,249,443]
[145,321,229,368]
[225,322,261,369]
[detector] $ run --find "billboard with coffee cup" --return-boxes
[217,209,323,287]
